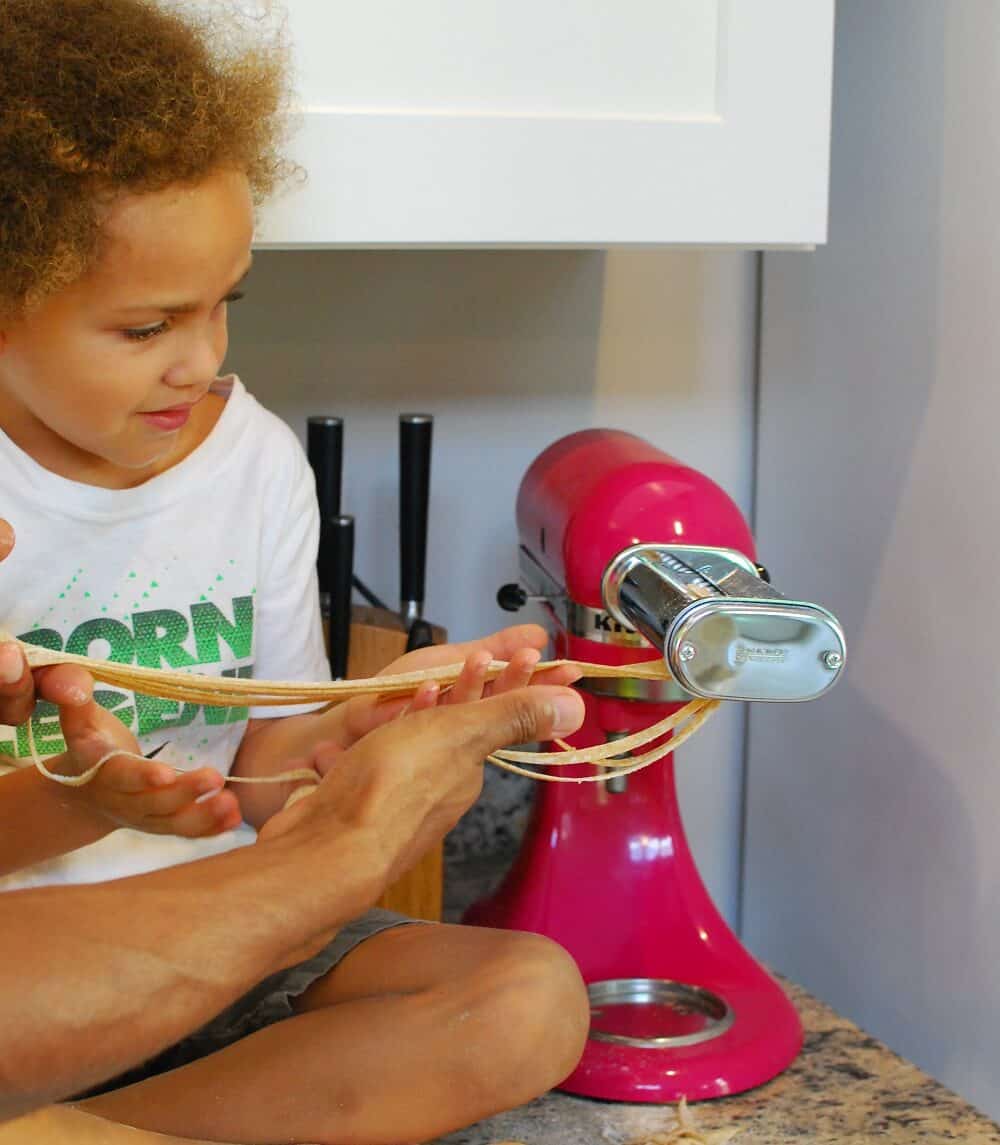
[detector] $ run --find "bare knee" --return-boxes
[462,930,590,1107]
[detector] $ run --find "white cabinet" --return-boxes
[256,1,834,248]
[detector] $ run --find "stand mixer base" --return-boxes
[560,972,803,1103]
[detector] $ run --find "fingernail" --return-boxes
[65,685,89,706]
[550,694,584,738]
[0,644,23,685]
[149,766,176,787]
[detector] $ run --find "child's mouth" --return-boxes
[139,404,192,432]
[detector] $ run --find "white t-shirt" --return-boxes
[0,376,330,889]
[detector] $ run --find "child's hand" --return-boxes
[330,623,583,758]
[391,623,581,692]
[50,691,242,838]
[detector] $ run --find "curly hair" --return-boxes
[0,0,294,317]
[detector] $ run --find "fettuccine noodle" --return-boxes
[3,632,718,790]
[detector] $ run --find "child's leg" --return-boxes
[77,924,590,1145]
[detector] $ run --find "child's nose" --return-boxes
[164,328,227,389]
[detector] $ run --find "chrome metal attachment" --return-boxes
[602,544,846,703]
[587,978,735,1048]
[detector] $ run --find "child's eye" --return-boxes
[123,321,169,342]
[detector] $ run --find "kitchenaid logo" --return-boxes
[567,602,645,645]
[734,644,786,665]
[592,612,633,636]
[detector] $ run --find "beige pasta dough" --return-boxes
[2,632,718,790]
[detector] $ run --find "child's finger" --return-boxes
[485,648,541,696]
[311,744,344,780]
[33,663,95,708]
[95,753,178,794]
[56,691,134,776]
[120,767,224,814]
[150,789,242,838]
[399,681,441,718]
[0,642,35,725]
[517,662,583,689]
[444,651,493,705]
[0,518,14,562]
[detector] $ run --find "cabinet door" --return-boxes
[256,0,833,247]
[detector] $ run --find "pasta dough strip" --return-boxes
[8,632,669,707]
[4,632,718,789]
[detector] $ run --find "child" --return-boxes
[0,1,590,1140]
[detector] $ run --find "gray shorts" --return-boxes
[79,908,419,1097]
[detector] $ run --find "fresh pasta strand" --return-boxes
[5,630,669,708]
[4,631,717,790]
[486,700,719,783]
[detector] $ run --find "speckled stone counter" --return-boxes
[439,859,1000,1144]
[433,981,1000,1144]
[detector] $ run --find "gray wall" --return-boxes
[745,1,1000,1118]
[227,249,756,922]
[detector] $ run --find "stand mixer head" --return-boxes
[467,428,846,1102]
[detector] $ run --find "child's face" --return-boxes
[0,167,254,487]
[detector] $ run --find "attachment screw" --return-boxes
[678,642,697,662]
[821,651,843,671]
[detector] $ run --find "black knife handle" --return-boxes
[320,514,354,680]
[405,618,435,653]
[399,413,433,622]
[307,416,343,520]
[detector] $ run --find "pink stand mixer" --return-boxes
[465,429,846,1103]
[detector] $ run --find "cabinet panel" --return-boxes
[255,1,833,247]
[297,1,719,118]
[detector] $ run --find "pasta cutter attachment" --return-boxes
[602,544,846,702]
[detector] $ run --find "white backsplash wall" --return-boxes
[227,249,756,923]
[745,0,1000,1119]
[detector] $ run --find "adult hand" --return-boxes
[258,683,584,886]
[0,519,96,726]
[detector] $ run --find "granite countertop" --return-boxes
[439,859,1000,1145]
[434,980,1000,1144]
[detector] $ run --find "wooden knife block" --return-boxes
[324,604,446,921]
